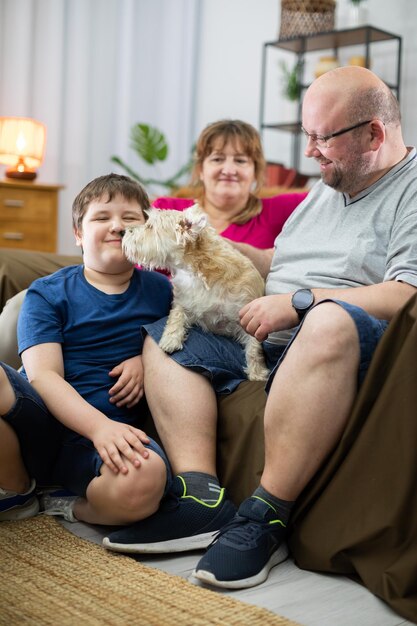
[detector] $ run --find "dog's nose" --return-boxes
[120,230,125,238]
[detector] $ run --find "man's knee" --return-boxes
[293,302,359,364]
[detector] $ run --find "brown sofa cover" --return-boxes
[216,294,417,623]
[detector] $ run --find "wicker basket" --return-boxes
[279,0,336,39]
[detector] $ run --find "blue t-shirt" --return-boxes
[18,265,172,424]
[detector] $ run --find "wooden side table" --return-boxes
[0,180,63,252]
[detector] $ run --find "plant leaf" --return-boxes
[130,123,168,164]
[279,59,303,101]
[110,155,146,184]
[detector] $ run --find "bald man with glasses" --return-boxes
[105,67,417,598]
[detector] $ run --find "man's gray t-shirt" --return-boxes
[266,148,417,345]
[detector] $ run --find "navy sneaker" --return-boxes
[0,479,39,521]
[192,495,289,589]
[103,475,236,553]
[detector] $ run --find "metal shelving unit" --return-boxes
[259,26,402,172]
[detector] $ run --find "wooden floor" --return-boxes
[60,519,414,626]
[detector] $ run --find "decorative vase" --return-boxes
[347,1,368,27]
[314,56,339,78]
[348,55,367,68]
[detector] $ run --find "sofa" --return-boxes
[1,246,416,621]
[0,248,82,369]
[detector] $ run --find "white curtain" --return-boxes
[0,0,201,253]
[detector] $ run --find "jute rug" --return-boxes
[0,516,300,626]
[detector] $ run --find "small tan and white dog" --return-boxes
[122,204,269,381]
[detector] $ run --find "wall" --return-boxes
[194,0,279,129]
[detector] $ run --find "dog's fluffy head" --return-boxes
[122,204,208,270]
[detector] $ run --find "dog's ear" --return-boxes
[174,204,208,244]
[184,203,206,220]
[175,212,207,244]
[184,204,207,230]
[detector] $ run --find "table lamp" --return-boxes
[0,116,46,181]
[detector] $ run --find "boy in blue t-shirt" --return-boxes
[0,173,173,525]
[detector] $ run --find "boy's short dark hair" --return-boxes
[72,173,150,231]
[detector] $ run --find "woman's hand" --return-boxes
[108,355,144,408]
[92,420,150,474]
[239,294,297,341]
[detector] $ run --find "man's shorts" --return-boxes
[143,299,389,395]
[0,362,172,497]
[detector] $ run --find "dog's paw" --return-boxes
[159,334,183,353]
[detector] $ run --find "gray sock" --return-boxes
[252,485,294,525]
[178,472,222,504]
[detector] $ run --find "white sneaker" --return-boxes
[39,490,78,523]
[0,479,39,521]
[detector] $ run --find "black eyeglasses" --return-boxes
[301,119,373,149]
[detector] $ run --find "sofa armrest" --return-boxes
[0,248,81,311]
[0,290,26,368]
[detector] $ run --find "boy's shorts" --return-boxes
[0,362,172,497]
[143,299,389,394]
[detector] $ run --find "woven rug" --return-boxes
[0,516,300,626]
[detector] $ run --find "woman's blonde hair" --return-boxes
[191,120,266,224]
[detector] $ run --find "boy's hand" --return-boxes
[108,355,144,408]
[93,420,150,474]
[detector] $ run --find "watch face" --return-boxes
[293,289,314,310]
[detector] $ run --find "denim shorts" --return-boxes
[143,299,389,395]
[0,362,172,497]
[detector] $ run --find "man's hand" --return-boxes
[92,420,150,474]
[109,355,144,408]
[239,294,297,341]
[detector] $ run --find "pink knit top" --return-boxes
[152,193,308,248]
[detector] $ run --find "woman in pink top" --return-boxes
[153,120,307,277]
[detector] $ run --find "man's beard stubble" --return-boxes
[320,150,371,196]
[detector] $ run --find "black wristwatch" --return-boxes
[291,288,315,322]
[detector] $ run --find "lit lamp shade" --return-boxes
[0,116,46,181]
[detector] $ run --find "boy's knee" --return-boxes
[0,291,26,369]
[0,365,16,415]
[108,451,167,522]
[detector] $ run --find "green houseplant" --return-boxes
[279,59,303,101]
[111,123,194,194]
